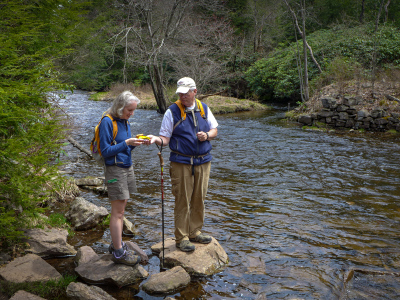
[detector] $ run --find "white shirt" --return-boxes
[159,103,218,138]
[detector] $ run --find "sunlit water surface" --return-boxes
[53,90,400,300]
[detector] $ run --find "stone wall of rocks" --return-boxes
[298,96,400,131]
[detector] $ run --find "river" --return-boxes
[55,90,400,299]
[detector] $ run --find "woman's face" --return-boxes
[121,101,138,119]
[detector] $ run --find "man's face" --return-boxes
[178,89,197,107]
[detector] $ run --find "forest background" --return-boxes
[1,0,400,249]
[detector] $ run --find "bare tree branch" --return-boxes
[282,0,322,73]
[384,0,391,23]
[375,0,385,32]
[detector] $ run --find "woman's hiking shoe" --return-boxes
[111,249,141,266]
[108,241,128,254]
[189,233,212,244]
[176,240,195,252]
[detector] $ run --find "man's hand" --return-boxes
[197,131,208,142]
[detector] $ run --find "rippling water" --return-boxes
[56,90,400,299]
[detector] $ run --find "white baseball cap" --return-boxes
[176,77,196,94]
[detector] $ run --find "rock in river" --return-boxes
[0,254,62,283]
[65,197,108,230]
[66,282,116,300]
[24,228,76,258]
[74,246,148,287]
[151,237,228,276]
[141,266,190,295]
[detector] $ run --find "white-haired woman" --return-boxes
[99,91,144,265]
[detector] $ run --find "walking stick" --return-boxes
[158,149,167,271]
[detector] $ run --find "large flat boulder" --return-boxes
[9,290,46,300]
[74,246,148,287]
[66,282,116,300]
[24,228,76,258]
[141,266,190,295]
[0,254,62,283]
[151,237,228,276]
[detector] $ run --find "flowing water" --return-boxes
[54,90,400,299]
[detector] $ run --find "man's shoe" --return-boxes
[108,241,128,254]
[189,233,212,244]
[176,240,195,252]
[112,249,141,266]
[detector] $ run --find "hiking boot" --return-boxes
[176,240,195,252]
[189,233,212,244]
[112,249,141,266]
[108,241,128,254]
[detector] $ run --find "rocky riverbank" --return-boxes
[0,177,229,300]
[290,81,400,132]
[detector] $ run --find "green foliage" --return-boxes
[0,1,85,247]
[101,214,111,227]
[245,45,303,100]
[48,213,70,229]
[48,213,74,237]
[0,275,77,299]
[311,56,362,93]
[245,24,400,101]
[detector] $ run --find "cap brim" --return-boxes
[176,86,190,94]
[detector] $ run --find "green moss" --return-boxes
[379,100,388,106]
[285,110,297,119]
[0,275,77,299]
[302,125,329,132]
[314,121,327,128]
[386,129,398,134]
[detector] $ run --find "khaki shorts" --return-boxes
[105,165,137,201]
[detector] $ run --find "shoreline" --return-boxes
[90,89,271,114]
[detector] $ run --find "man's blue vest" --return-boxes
[169,100,212,165]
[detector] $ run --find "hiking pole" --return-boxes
[157,145,167,272]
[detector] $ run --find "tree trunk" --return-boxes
[301,5,309,102]
[359,0,365,23]
[149,64,168,114]
[384,0,391,23]
[67,136,92,158]
[375,0,385,32]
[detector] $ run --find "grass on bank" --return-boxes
[0,275,77,300]
[90,82,271,113]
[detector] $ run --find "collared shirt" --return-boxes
[159,103,218,138]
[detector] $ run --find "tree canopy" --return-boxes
[1,0,400,244]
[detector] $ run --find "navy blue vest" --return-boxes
[169,101,212,165]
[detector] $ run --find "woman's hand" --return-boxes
[125,138,144,146]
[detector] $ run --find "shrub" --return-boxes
[245,24,400,102]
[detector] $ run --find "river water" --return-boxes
[55,90,400,299]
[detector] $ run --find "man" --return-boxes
[148,77,218,252]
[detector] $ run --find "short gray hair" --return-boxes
[107,91,140,118]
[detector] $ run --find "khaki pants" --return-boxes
[170,161,211,243]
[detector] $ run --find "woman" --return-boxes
[99,90,144,266]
